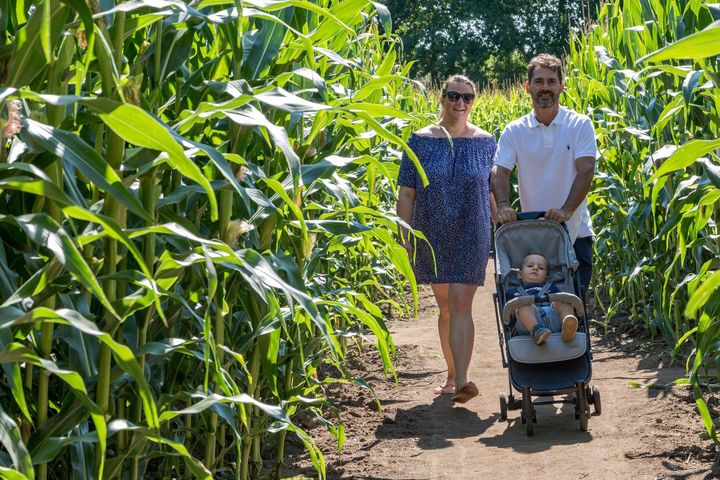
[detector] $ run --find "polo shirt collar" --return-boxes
[529,106,567,128]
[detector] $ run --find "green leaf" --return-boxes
[0,308,159,430]
[22,118,154,223]
[6,1,70,87]
[699,157,720,190]
[242,7,294,80]
[82,99,218,221]
[646,139,720,184]
[685,270,720,319]
[62,206,166,323]
[0,328,31,423]
[4,214,120,321]
[356,112,428,186]
[639,20,720,63]
[0,405,33,479]
[0,176,74,207]
[0,466,30,480]
[371,1,392,33]
[224,105,301,192]
[0,342,106,472]
[254,88,331,112]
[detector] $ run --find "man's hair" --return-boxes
[527,54,563,83]
[441,74,476,95]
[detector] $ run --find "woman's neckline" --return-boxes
[412,133,494,139]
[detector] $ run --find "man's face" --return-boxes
[526,66,564,110]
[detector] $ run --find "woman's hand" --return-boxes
[402,241,413,257]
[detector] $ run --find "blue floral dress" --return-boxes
[398,133,496,285]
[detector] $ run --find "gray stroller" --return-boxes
[493,212,601,435]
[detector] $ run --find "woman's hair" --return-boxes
[440,74,476,95]
[527,54,563,83]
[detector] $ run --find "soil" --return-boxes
[281,263,719,480]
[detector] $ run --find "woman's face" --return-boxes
[440,81,475,123]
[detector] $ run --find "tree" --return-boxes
[384,0,600,86]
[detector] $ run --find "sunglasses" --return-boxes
[443,90,475,103]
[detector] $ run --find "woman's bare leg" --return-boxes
[447,283,478,389]
[431,284,454,388]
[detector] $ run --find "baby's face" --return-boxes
[519,255,548,283]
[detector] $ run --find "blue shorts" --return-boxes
[515,304,562,334]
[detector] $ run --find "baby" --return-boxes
[507,253,578,345]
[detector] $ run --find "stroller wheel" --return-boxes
[499,393,508,421]
[577,382,589,432]
[522,387,534,436]
[592,386,601,415]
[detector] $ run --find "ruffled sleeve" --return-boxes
[397,134,417,189]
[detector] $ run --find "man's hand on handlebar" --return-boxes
[545,208,572,223]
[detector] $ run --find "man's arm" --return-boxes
[492,165,517,224]
[545,156,595,223]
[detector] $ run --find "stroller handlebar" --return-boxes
[516,211,546,221]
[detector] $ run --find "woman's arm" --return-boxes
[396,186,416,254]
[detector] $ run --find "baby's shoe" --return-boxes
[561,315,578,341]
[531,325,551,345]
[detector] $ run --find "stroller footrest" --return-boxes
[508,333,587,364]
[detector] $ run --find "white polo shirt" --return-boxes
[494,106,597,242]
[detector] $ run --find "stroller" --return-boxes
[492,212,601,435]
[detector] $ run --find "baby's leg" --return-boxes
[515,305,551,344]
[553,301,578,341]
[516,305,539,333]
[553,301,575,320]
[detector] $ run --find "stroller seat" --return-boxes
[501,289,587,364]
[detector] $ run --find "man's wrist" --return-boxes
[497,200,511,207]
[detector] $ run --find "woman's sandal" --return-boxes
[451,381,479,403]
[433,384,456,395]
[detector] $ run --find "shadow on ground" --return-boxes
[373,395,498,449]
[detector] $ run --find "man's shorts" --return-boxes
[515,304,562,334]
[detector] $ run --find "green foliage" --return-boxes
[383,0,601,85]
[0,1,427,478]
[563,0,720,442]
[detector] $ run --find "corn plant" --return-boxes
[563,0,720,442]
[0,1,433,478]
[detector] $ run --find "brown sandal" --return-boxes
[433,384,456,395]
[451,381,479,403]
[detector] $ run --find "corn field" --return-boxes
[3,0,720,477]
[0,1,432,478]
[560,0,720,442]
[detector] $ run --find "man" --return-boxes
[492,53,597,297]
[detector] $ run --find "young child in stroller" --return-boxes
[507,253,579,345]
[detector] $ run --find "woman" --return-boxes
[396,75,496,403]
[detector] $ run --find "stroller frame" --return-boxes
[492,212,601,435]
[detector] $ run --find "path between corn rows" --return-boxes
[296,260,714,480]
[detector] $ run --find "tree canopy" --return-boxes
[384,0,600,87]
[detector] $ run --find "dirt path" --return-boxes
[285,263,716,479]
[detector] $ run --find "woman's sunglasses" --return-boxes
[443,90,475,103]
